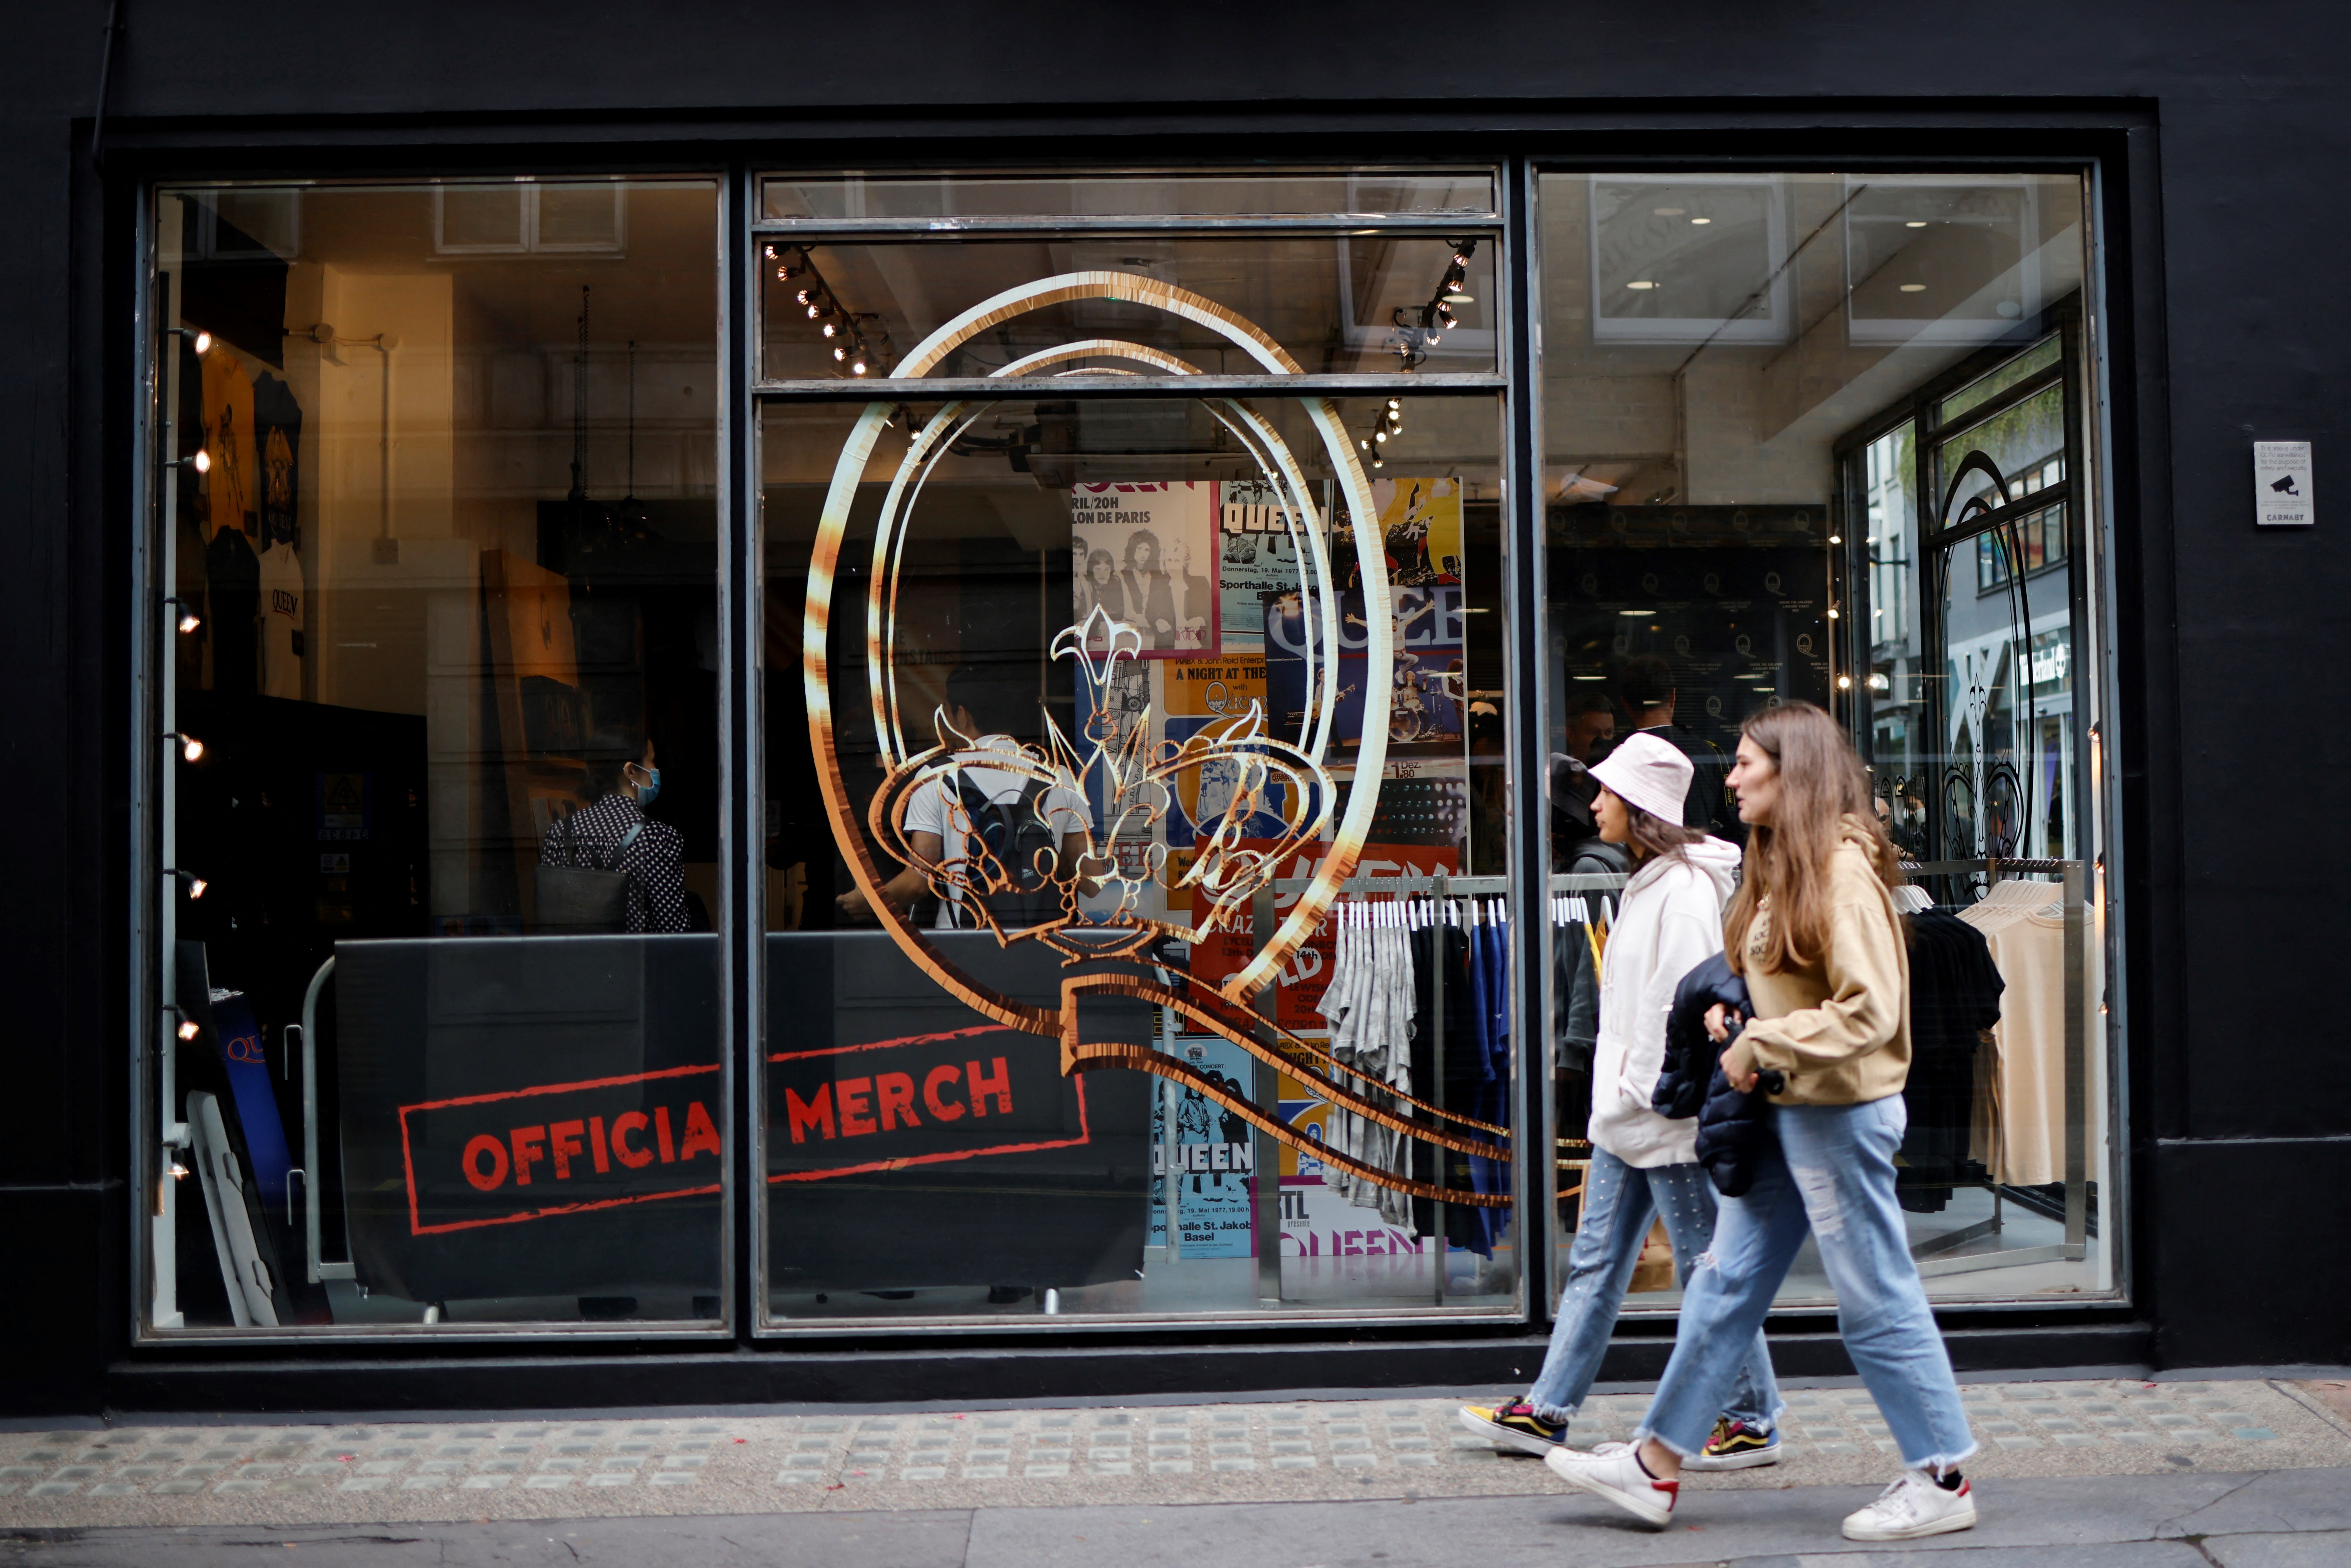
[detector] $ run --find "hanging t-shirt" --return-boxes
[204,524,260,697]
[256,541,304,700]
[250,371,303,548]
[201,350,257,540]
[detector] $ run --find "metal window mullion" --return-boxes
[753,376,1507,402]
[749,216,1501,240]
[1500,157,1545,1327]
[724,162,763,1342]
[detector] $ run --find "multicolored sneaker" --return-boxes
[1842,1469,1977,1540]
[1682,1415,1785,1471]
[1456,1398,1568,1457]
[1543,1442,1678,1528]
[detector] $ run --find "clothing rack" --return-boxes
[1231,870,1627,1303]
[1897,856,2091,1281]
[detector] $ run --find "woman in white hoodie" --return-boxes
[1460,732,1782,1468]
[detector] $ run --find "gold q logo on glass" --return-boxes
[805,272,1507,1205]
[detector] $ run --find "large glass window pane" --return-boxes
[758,237,1499,380]
[1538,170,2115,1312]
[148,179,723,1332]
[760,386,1514,1325]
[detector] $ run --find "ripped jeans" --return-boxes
[1632,1096,1977,1472]
[1526,1147,1779,1429]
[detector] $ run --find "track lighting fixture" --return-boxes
[167,327,212,355]
[166,449,210,474]
[164,730,203,762]
[164,596,201,634]
[165,868,207,899]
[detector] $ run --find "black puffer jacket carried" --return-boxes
[1651,952,1782,1198]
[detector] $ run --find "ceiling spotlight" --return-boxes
[764,244,777,259]
[1371,452,1385,469]
[166,868,207,899]
[165,731,204,762]
[1838,674,1854,689]
[1359,439,1371,451]
[165,596,201,634]
[167,448,212,473]
[833,345,847,362]
[851,359,868,376]
[822,322,838,338]
[1452,251,1470,266]
[1375,429,1388,442]
[795,288,814,304]
[1829,534,1843,544]
[168,1007,200,1041]
[168,327,212,355]
[1387,398,1401,411]
[1827,607,1841,619]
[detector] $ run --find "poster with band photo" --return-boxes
[1069,482,1218,658]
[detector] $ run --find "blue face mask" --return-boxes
[632,766,662,808]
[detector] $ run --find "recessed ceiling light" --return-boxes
[1689,217,1711,225]
[1906,220,1928,228]
[1899,283,1927,293]
[1626,280,1656,290]
[1655,207,1686,216]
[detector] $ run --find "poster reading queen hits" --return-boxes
[1069,482,1218,657]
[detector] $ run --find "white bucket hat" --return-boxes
[1589,731,1693,825]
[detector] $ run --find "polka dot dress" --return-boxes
[539,792,693,933]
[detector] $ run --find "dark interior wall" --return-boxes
[3,2,2346,1412]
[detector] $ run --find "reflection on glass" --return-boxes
[758,238,1498,380]
[1539,169,2110,1311]
[762,391,1510,1323]
[152,180,722,1331]
[761,170,1498,222]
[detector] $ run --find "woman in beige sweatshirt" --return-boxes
[1544,703,1980,1544]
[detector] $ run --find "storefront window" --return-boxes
[136,159,2124,1344]
[143,179,725,1333]
[1537,171,2117,1307]
[757,175,1524,1326]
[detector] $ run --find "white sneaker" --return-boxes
[1842,1470,1978,1541]
[1542,1443,1678,1529]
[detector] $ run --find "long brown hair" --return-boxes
[1620,797,1705,865]
[1722,703,1904,975]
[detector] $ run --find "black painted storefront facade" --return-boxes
[4,1,2346,1415]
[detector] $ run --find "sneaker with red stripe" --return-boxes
[1543,1442,1678,1528]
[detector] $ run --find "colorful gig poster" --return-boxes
[1158,657,1311,849]
[1217,478,1329,652]
[1262,583,1469,756]
[1071,482,1218,656]
[1148,1036,1257,1258]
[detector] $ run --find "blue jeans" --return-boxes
[1632,1097,1977,1471]
[1527,1147,1780,1429]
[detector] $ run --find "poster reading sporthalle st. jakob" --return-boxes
[1148,1036,1259,1259]
[1070,482,1218,656]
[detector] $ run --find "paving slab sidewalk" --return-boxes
[4,1466,2350,1567]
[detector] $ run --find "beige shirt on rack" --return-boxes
[1957,883,2105,1187]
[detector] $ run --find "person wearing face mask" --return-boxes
[539,732,693,933]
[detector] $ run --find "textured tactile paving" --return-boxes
[0,1379,2344,1529]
